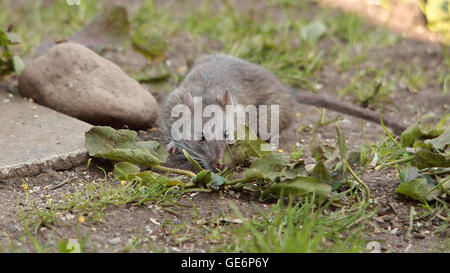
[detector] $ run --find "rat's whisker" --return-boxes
[177,142,204,160]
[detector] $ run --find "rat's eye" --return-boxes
[224,130,230,140]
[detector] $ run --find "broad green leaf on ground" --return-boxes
[193,170,212,186]
[209,172,227,190]
[136,170,159,181]
[192,170,227,190]
[310,161,331,184]
[85,126,168,166]
[224,144,248,166]
[141,173,179,187]
[300,20,327,44]
[236,124,271,158]
[5,32,21,44]
[57,239,81,253]
[223,125,271,166]
[244,153,290,181]
[398,166,419,182]
[113,162,141,180]
[263,176,331,202]
[400,120,443,147]
[395,178,438,202]
[424,128,450,150]
[243,168,265,180]
[113,162,164,181]
[413,148,450,169]
[12,55,25,74]
[283,161,307,179]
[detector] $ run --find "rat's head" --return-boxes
[174,90,234,170]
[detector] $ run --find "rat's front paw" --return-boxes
[166,141,177,154]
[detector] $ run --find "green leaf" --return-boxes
[284,161,307,179]
[136,171,164,183]
[113,162,141,180]
[398,166,419,183]
[400,120,443,147]
[300,20,327,44]
[193,170,212,186]
[263,176,331,201]
[209,172,227,190]
[12,55,25,75]
[424,128,450,150]
[244,153,290,181]
[413,148,450,169]
[224,144,248,166]
[192,170,227,190]
[0,31,9,46]
[57,239,81,253]
[113,162,163,184]
[223,125,271,167]
[85,126,168,166]
[6,32,21,44]
[310,161,331,184]
[243,168,265,180]
[395,178,436,203]
[310,135,326,162]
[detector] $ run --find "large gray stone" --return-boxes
[0,91,92,179]
[18,42,158,129]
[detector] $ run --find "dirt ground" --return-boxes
[0,0,449,252]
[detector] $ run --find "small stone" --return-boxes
[390,228,398,235]
[109,237,121,245]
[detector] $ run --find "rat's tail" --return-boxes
[291,89,409,133]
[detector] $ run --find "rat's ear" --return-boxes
[222,89,233,106]
[183,92,194,108]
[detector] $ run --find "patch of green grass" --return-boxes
[362,135,407,167]
[400,65,428,93]
[61,170,184,223]
[338,66,396,107]
[325,10,399,73]
[0,0,100,53]
[328,12,399,47]
[218,198,371,253]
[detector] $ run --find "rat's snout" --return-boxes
[210,159,224,171]
[208,145,226,171]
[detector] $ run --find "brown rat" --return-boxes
[162,54,408,170]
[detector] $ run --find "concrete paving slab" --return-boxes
[0,91,92,179]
